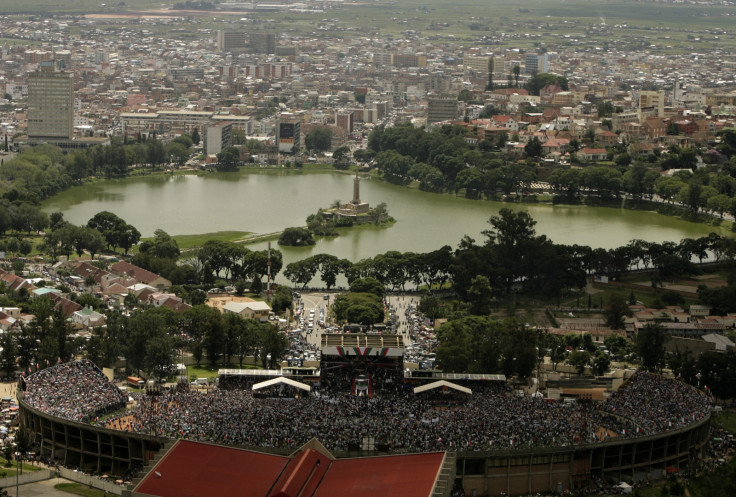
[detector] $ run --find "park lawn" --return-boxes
[169,231,252,250]
[187,363,260,381]
[54,483,116,497]
[564,282,700,310]
[0,459,41,477]
[712,410,736,435]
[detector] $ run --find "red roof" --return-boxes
[111,261,165,285]
[135,440,445,497]
[314,453,445,497]
[135,441,289,497]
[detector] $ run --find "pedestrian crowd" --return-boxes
[23,360,126,423]
[22,362,711,454]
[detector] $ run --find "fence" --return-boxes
[0,468,52,488]
[57,467,124,496]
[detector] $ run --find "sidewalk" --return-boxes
[8,477,75,497]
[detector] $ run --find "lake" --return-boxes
[43,169,724,265]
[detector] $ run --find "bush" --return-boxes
[278,227,315,246]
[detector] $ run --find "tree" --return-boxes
[116,223,141,255]
[146,138,166,166]
[14,426,31,474]
[305,127,333,153]
[635,323,668,372]
[332,146,350,162]
[567,350,591,375]
[591,351,611,376]
[597,101,614,118]
[270,286,293,314]
[145,333,176,382]
[603,293,631,330]
[524,137,543,158]
[229,316,259,367]
[258,323,288,369]
[166,141,190,166]
[278,227,315,247]
[217,147,240,170]
[485,57,494,91]
[88,211,133,252]
[0,332,17,377]
[191,128,200,145]
[512,64,520,88]
[525,73,568,96]
[139,229,179,259]
[467,275,493,315]
[349,277,385,297]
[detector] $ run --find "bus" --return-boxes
[127,376,145,389]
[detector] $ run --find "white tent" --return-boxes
[616,482,632,494]
[413,380,472,395]
[252,377,311,392]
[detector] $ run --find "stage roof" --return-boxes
[253,377,311,392]
[320,333,404,349]
[321,334,405,358]
[133,440,446,497]
[414,380,472,395]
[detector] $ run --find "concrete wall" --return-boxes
[0,468,52,488]
[58,467,124,496]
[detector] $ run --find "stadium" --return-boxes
[16,333,712,497]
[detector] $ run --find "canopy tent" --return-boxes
[413,380,472,395]
[252,377,311,393]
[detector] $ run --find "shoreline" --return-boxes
[47,165,733,250]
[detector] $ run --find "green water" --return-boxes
[43,170,724,264]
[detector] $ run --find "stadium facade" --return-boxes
[16,337,712,496]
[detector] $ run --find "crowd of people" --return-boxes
[605,371,712,435]
[22,361,711,454]
[22,360,127,423]
[125,369,709,452]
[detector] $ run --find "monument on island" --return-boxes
[337,172,370,217]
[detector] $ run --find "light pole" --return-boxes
[15,449,19,497]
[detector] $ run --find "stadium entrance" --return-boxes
[320,334,404,397]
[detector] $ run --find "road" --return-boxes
[294,292,332,349]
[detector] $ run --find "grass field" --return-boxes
[6,0,736,52]
[0,459,41,477]
[166,231,252,250]
[55,483,117,497]
[186,363,259,380]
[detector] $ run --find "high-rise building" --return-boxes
[336,110,354,134]
[392,54,427,68]
[217,30,246,52]
[250,33,276,54]
[427,96,459,124]
[94,50,109,65]
[639,90,666,118]
[204,122,233,155]
[524,53,548,75]
[277,118,300,153]
[27,69,74,141]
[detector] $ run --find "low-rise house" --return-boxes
[222,301,271,321]
[0,310,18,332]
[49,294,83,317]
[31,287,61,300]
[72,307,106,328]
[0,271,34,293]
[578,147,608,162]
[148,292,182,307]
[111,261,171,290]
[689,305,711,317]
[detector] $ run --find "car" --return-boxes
[323,294,329,300]
[293,291,301,298]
